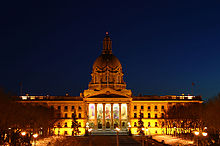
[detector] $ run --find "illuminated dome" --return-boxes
[88,32,126,91]
[92,54,122,71]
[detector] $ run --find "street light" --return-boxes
[33,134,38,146]
[88,128,93,146]
[21,132,26,136]
[202,132,208,137]
[141,128,145,146]
[194,131,199,136]
[116,127,120,146]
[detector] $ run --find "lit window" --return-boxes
[140,113,144,118]
[148,113,151,118]
[161,113,164,118]
[134,105,137,110]
[134,113,137,118]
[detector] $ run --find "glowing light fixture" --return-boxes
[33,134,38,138]
[202,132,208,137]
[21,132,26,136]
[194,131,199,136]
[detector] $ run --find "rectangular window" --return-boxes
[155,105,158,110]
[141,106,144,110]
[161,113,164,118]
[89,104,95,120]
[57,122,61,127]
[155,114,157,119]
[134,113,137,118]
[161,105,164,110]
[148,106,151,110]
[64,131,67,135]
[113,104,119,119]
[105,104,111,119]
[148,113,151,118]
[155,122,158,127]
[134,105,137,110]
[65,113,68,118]
[64,106,68,111]
[72,106,75,110]
[148,122,150,127]
[121,104,127,120]
[64,122,67,127]
[79,122,81,127]
[78,113,81,118]
[140,113,144,118]
[78,106,82,110]
[58,106,61,110]
[97,104,103,119]
[72,113,74,118]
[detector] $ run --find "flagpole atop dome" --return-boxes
[102,32,112,54]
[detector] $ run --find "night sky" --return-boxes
[1,1,220,100]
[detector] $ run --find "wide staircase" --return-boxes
[91,130,128,135]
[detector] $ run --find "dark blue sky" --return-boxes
[1,1,220,99]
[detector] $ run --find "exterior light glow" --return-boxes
[142,128,145,131]
[33,134,38,138]
[21,132,26,136]
[202,132,208,137]
[194,131,199,136]
[88,128,92,132]
[116,127,120,132]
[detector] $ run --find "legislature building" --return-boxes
[19,33,202,136]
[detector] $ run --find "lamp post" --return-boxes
[141,128,145,146]
[128,122,131,136]
[194,131,199,146]
[116,127,120,146]
[33,134,38,146]
[88,128,92,146]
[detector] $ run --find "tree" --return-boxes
[71,110,80,136]
[137,110,144,135]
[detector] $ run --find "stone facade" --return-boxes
[19,33,202,136]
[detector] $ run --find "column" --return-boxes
[86,103,89,121]
[95,103,97,130]
[111,103,114,129]
[119,103,121,128]
[103,103,106,130]
[127,103,130,122]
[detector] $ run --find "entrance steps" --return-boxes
[91,130,128,135]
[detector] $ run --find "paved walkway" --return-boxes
[54,135,140,146]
